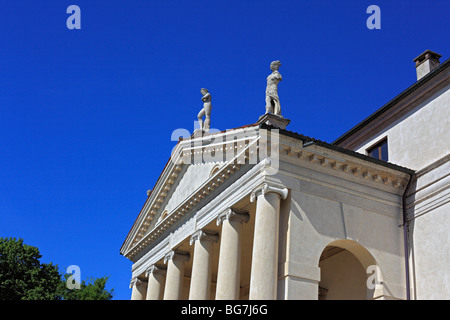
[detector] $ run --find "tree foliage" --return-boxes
[0,237,114,300]
[59,274,114,300]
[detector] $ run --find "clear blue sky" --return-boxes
[1,1,448,300]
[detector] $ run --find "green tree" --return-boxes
[0,237,61,300]
[0,237,114,300]
[59,275,114,300]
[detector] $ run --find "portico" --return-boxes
[121,119,412,300]
[127,176,290,300]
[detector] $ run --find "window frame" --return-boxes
[366,137,388,161]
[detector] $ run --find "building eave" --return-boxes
[332,58,450,147]
[261,123,415,176]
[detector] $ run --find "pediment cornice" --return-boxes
[121,128,260,259]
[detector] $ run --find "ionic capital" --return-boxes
[216,208,250,226]
[129,277,147,289]
[163,250,190,264]
[250,182,288,202]
[145,264,167,278]
[189,229,219,246]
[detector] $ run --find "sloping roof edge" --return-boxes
[332,58,450,146]
[260,123,415,175]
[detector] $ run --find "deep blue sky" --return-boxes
[1,1,448,300]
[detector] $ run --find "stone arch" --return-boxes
[318,239,383,300]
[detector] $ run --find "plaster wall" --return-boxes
[354,85,449,171]
[411,202,450,299]
[350,83,449,300]
[408,158,450,299]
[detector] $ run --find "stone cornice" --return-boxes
[120,159,183,256]
[123,135,260,260]
[278,142,411,191]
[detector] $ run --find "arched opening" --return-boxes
[318,240,380,300]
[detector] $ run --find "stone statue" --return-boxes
[197,88,212,132]
[265,60,282,116]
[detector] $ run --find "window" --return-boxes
[367,138,388,161]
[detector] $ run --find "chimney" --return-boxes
[413,50,442,81]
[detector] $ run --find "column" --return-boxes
[130,277,147,300]
[215,208,250,300]
[189,230,219,300]
[249,182,288,300]
[145,265,166,300]
[163,250,190,300]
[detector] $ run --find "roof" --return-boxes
[332,58,450,146]
[260,123,415,175]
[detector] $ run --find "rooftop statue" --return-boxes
[197,88,212,132]
[265,60,282,116]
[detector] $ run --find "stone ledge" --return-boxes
[278,260,321,282]
[257,113,291,130]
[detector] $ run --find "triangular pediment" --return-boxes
[120,126,261,259]
[150,161,225,227]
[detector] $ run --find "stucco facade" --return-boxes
[334,50,449,299]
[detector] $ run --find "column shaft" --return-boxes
[189,230,218,300]
[249,192,282,300]
[215,209,249,300]
[163,251,190,300]
[130,278,147,300]
[146,265,166,300]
